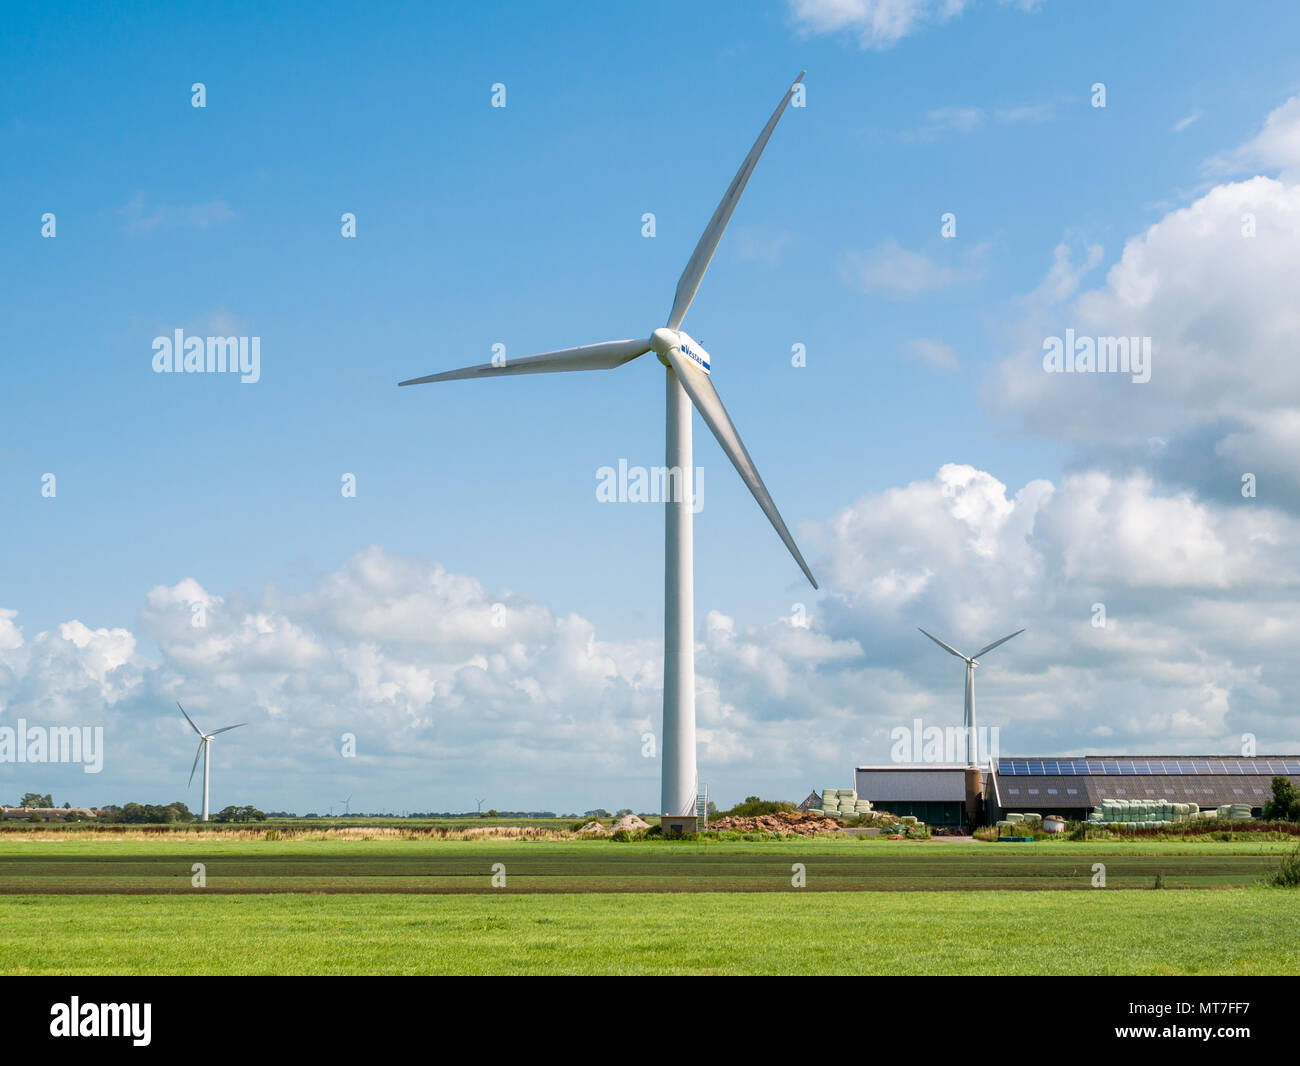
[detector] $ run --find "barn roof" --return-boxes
[989,756,1300,809]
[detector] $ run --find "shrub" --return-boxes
[715,796,795,819]
[1270,841,1300,887]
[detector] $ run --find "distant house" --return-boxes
[796,791,821,812]
[0,807,97,821]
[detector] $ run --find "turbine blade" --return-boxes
[918,628,967,660]
[399,339,650,386]
[177,702,204,737]
[973,628,1026,659]
[665,72,805,331]
[208,723,245,736]
[189,740,204,787]
[663,348,816,588]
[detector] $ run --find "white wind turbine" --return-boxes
[400,73,816,819]
[917,628,1024,766]
[178,702,245,822]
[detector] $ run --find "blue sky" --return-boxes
[4,0,1300,814]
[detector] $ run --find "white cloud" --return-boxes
[4,456,1300,809]
[119,193,236,235]
[732,227,792,267]
[991,177,1300,479]
[788,0,1044,50]
[840,239,988,296]
[1206,94,1300,180]
[905,338,960,372]
[807,464,1300,753]
[788,0,971,50]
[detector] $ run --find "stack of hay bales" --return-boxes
[996,813,1037,836]
[816,788,871,820]
[1085,797,1244,828]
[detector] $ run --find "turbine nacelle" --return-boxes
[651,328,711,376]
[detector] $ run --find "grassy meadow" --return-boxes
[0,832,1296,974]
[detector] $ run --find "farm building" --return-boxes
[853,765,977,826]
[0,807,97,821]
[988,755,1300,823]
[851,755,1300,828]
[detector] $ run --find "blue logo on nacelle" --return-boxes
[679,342,710,372]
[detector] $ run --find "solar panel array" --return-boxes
[996,758,1300,776]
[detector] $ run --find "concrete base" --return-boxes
[660,814,699,837]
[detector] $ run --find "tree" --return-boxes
[213,805,267,823]
[1263,776,1300,822]
[19,793,52,809]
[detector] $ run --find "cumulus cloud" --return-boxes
[990,171,1300,503]
[1205,95,1300,180]
[808,464,1300,755]
[840,239,988,296]
[788,0,1044,50]
[4,458,1299,810]
[905,338,960,372]
[118,193,236,235]
[788,0,970,50]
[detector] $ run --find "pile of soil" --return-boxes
[705,810,845,836]
[578,813,652,836]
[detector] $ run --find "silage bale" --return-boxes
[1007,813,1024,823]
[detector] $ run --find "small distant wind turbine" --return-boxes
[400,73,815,819]
[178,703,245,822]
[339,794,352,816]
[917,628,1025,765]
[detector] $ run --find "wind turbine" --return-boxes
[339,794,353,816]
[916,628,1024,765]
[177,703,245,822]
[400,73,816,819]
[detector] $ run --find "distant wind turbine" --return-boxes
[178,703,245,822]
[400,73,815,820]
[917,628,1025,765]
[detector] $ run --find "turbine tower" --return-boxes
[917,628,1025,765]
[400,74,816,820]
[178,703,245,822]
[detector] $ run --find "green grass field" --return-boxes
[0,836,1295,974]
[3,890,1296,975]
